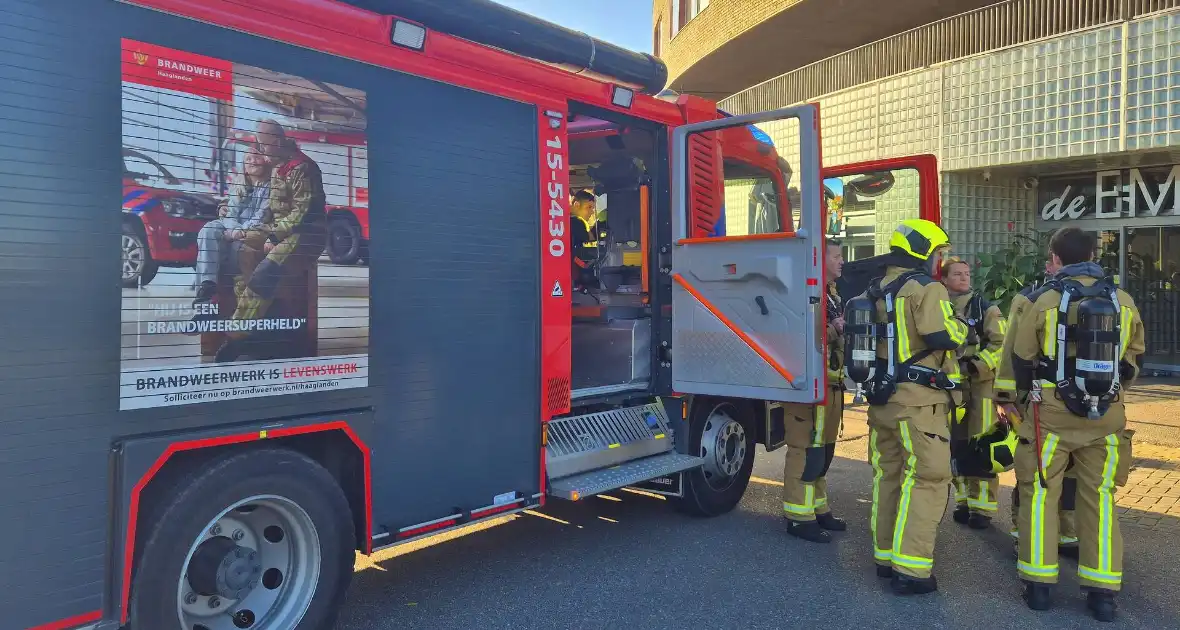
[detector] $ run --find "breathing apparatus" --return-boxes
[843,219,961,406]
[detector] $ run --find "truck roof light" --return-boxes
[391,20,427,51]
[611,86,634,109]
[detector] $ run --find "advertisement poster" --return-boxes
[119,39,370,410]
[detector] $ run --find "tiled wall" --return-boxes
[718,10,1180,261]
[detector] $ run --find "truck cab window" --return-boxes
[721,160,786,236]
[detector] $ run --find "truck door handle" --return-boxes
[755,295,769,315]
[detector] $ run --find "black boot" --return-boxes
[1086,589,1117,622]
[890,573,938,596]
[193,280,218,304]
[1023,581,1052,611]
[952,505,970,525]
[786,519,831,543]
[967,513,991,530]
[875,565,894,579]
[188,281,220,331]
[1058,543,1080,560]
[214,337,247,363]
[816,512,847,532]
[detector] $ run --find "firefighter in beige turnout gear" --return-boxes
[942,258,1006,529]
[782,240,847,543]
[997,227,1144,622]
[997,262,1078,554]
[845,219,967,596]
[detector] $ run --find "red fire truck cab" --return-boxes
[2,1,941,629]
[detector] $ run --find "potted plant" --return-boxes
[973,231,1051,314]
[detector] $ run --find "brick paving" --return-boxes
[836,380,1180,533]
[1118,442,1180,532]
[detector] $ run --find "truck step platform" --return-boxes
[545,402,675,480]
[547,452,704,500]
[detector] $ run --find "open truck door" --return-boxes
[824,155,942,303]
[670,105,825,403]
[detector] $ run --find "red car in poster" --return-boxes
[121,148,220,287]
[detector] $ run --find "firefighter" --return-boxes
[570,190,600,289]
[782,239,847,542]
[998,227,1144,622]
[997,259,1078,557]
[941,257,1006,530]
[844,219,967,595]
[214,119,328,363]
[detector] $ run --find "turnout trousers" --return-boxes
[1015,417,1133,591]
[951,379,999,515]
[782,388,844,521]
[868,402,952,579]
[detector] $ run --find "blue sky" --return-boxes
[491,0,653,53]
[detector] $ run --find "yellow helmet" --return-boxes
[953,422,1019,476]
[983,424,1019,474]
[889,219,950,261]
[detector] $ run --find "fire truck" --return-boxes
[1,1,940,629]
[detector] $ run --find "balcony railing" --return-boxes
[722,0,1180,113]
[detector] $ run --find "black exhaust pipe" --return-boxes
[339,0,669,95]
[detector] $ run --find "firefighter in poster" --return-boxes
[214,119,328,362]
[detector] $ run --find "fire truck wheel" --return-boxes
[327,216,362,265]
[121,222,159,288]
[673,399,755,517]
[130,447,356,630]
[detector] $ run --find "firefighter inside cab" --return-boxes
[995,227,1145,622]
[843,219,967,596]
[570,189,605,290]
[940,257,1007,530]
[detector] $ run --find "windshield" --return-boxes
[122,150,179,185]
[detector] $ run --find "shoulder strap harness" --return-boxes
[1033,277,1123,418]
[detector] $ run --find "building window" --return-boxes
[671,0,709,37]
[653,19,661,56]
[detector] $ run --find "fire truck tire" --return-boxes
[673,398,755,517]
[130,447,355,630]
[327,216,362,265]
[121,221,159,288]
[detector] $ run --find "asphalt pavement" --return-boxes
[337,385,1180,630]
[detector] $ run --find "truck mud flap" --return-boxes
[629,471,684,497]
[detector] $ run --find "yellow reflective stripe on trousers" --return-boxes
[976,398,996,437]
[869,429,891,562]
[968,483,998,512]
[1023,432,1061,579]
[814,496,827,509]
[892,421,933,570]
[1080,432,1123,586]
[812,405,826,448]
[954,479,967,503]
[1119,306,1133,360]
[1042,309,1058,358]
[783,485,815,516]
[994,378,1016,392]
[895,297,911,362]
[940,300,966,345]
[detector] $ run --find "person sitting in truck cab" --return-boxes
[571,189,602,288]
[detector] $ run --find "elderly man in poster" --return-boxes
[213,119,328,363]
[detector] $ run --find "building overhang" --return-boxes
[667,0,996,99]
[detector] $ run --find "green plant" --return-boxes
[973,232,1051,314]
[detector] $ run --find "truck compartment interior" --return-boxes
[567,117,654,399]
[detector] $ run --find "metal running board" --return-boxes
[546,402,674,480]
[547,452,704,500]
